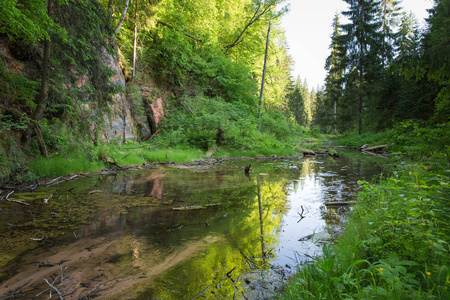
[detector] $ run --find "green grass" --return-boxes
[27,153,105,179]
[20,139,308,181]
[331,122,450,163]
[331,130,396,149]
[280,164,450,299]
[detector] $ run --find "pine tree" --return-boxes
[378,0,402,66]
[324,13,345,133]
[421,0,450,122]
[287,77,307,126]
[340,0,383,134]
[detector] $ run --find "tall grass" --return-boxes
[27,153,105,179]
[281,164,450,299]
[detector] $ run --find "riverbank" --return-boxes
[1,136,328,186]
[279,132,450,299]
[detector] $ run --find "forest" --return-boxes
[0,0,448,178]
[0,0,449,298]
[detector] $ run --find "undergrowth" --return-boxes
[332,121,450,162]
[280,164,450,299]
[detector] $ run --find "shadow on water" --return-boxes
[0,151,389,299]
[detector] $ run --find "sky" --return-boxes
[281,0,435,90]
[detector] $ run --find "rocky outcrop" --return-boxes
[100,48,135,141]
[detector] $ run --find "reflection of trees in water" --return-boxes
[148,175,290,299]
[0,155,388,299]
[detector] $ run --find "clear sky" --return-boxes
[281,0,435,90]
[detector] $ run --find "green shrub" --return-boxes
[281,164,450,299]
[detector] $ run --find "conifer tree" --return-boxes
[325,13,345,133]
[421,0,450,122]
[378,0,402,66]
[340,0,382,134]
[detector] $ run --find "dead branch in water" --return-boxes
[363,143,394,152]
[47,175,78,187]
[44,278,64,300]
[193,284,211,299]
[4,191,30,206]
[88,190,102,195]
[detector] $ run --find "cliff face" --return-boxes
[0,32,168,167]
[100,47,135,142]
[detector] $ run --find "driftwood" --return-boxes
[88,190,102,195]
[46,175,78,187]
[3,190,31,206]
[7,199,30,205]
[302,149,316,156]
[44,279,63,300]
[363,143,394,152]
[193,285,211,299]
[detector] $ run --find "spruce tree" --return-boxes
[325,13,345,133]
[378,0,402,66]
[340,0,382,134]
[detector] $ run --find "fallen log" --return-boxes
[363,143,394,152]
[362,151,389,159]
[302,149,316,156]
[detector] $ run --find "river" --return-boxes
[0,152,388,299]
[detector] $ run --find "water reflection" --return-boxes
[0,152,386,299]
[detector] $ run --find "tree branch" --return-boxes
[224,3,273,53]
[157,21,202,42]
[114,0,131,36]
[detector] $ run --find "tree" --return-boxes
[324,13,345,133]
[21,0,55,157]
[287,77,307,126]
[340,0,382,134]
[224,0,287,54]
[378,0,402,66]
[114,0,131,36]
[421,0,450,123]
[0,0,64,43]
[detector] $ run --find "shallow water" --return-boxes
[0,152,388,299]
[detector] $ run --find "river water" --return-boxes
[0,152,387,299]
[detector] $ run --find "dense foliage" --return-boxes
[313,0,449,135]
[281,163,449,299]
[0,0,299,181]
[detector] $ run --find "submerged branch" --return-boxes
[44,278,64,300]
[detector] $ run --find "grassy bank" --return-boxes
[280,127,450,299]
[8,135,323,182]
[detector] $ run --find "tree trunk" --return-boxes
[22,0,53,147]
[144,99,157,136]
[358,44,364,135]
[35,124,48,158]
[258,23,270,119]
[108,0,113,16]
[334,100,337,134]
[359,91,363,135]
[132,0,138,81]
[114,0,130,36]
